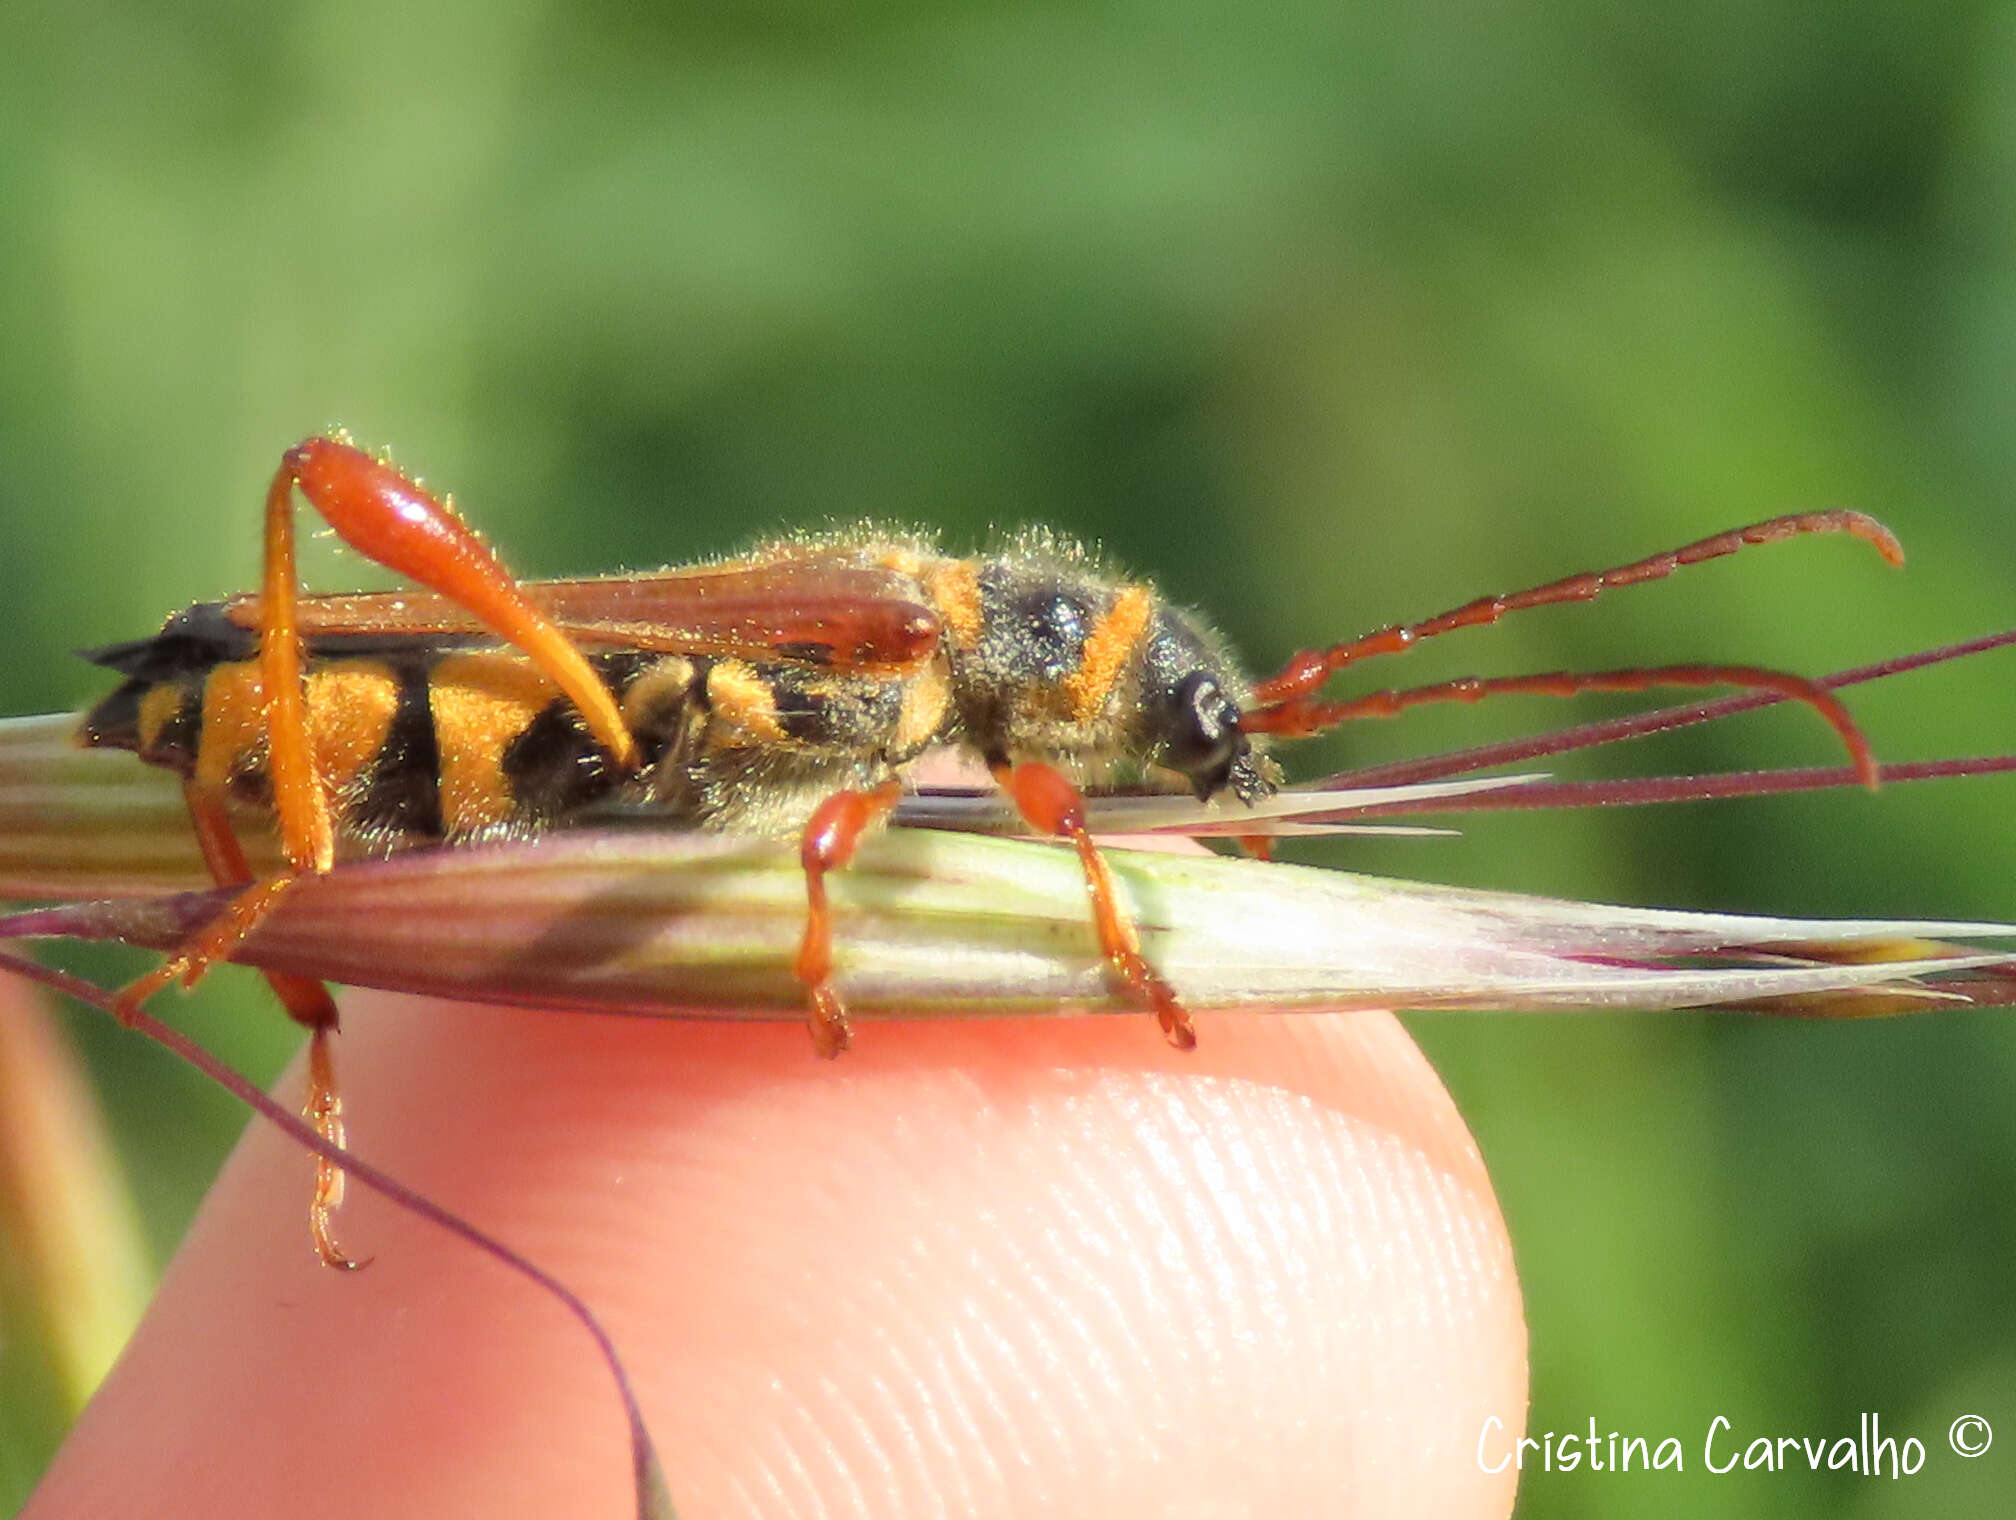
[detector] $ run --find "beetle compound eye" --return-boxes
[1165,671,1243,792]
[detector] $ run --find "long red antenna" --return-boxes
[1242,661,1881,789]
[1249,510,1904,707]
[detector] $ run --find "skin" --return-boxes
[25,993,1525,1519]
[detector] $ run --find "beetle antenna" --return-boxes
[1249,510,1903,707]
[1243,660,1882,790]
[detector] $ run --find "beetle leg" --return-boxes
[256,435,637,874]
[109,441,368,1060]
[115,782,361,1268]
[794,780,905,1056]
[116,430,647,1266]
[991,759,1195,1050]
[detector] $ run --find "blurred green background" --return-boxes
[5,1,2016,1513]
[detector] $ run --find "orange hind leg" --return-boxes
[113,435,638,1263]
[115,783,358,1267]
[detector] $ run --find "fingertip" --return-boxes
[32,999,1524,1519]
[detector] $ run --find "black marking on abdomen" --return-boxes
[352,661,444,838]
[502,699,618,821]
[77,679,148,753]
[77,678,204,774]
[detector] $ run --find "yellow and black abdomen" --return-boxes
[79,599,956,848]
[78,603,657,847]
